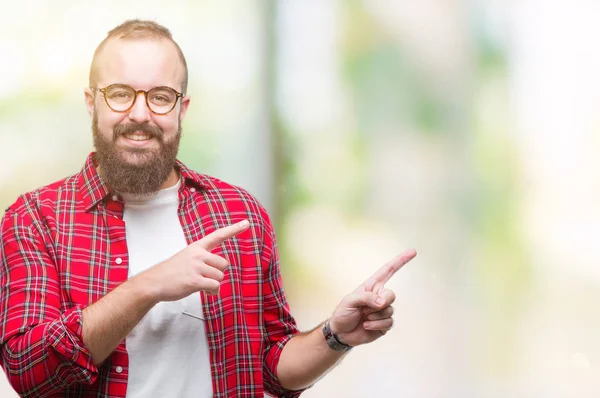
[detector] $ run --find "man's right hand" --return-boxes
[139,219,250,302]
[81,219,250,366]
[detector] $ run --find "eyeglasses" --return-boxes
[93,84,184,115]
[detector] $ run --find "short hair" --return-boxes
[89,19,188,93]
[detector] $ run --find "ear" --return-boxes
[178,95,191,123]
[84,88,96,117]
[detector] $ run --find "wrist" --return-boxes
[128,272,161,306]
[322,319,352,352]
[327,319,347,344]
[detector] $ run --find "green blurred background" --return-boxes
[1,1,599,397]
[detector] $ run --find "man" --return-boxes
[0,19,416,398]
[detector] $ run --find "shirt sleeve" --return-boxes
[0,207,98,397]
[259,209,306,398]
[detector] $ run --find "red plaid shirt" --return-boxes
[0,153,303,398]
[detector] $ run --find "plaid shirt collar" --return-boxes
[78,152,210,212]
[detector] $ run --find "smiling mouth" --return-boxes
[123,133,153,141]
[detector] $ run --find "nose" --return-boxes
[127,92,152,123]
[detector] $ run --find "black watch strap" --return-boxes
[322,319,352,352]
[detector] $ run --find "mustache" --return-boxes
[113,122,164,140]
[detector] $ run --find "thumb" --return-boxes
[344,291,383,310]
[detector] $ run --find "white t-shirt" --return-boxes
[122,180,212,398]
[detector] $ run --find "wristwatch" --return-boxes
[322,319,353,352]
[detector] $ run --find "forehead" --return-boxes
[96,38,184,91]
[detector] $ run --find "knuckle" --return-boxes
[383,291,396,305]
[220,258,229,269]
[191,262,204,275]
[191,274,205,286]
[207,281,220,294]
[191,249,207,262]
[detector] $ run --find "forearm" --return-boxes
[82,274,157,365]
[1,280,155,396]
[276,322,348,391]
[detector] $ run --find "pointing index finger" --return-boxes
[367,248,417,287]
[196,220,250,251]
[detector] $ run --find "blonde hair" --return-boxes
[89,19,188,93]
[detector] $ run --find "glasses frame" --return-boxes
[93,84,184,115]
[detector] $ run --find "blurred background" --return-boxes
[1,0,598,397]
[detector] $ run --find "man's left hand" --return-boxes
[328,249,417,347]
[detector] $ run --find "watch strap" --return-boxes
[322,319,353,352]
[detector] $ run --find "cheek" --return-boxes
[96,110,122,133]
[154,116,180,135]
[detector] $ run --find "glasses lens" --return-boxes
[147,87,177,114]
[104,85,136,111]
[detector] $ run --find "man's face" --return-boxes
[85,38,190,195]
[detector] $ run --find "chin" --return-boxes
[118,148,158,165]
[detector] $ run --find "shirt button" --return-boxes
[112,194,119,201]
[115,366,123,373]
[115,257,123,265]
[190,187,196,193]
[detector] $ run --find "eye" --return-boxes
[152,95,170,103]
[109,91,132,99]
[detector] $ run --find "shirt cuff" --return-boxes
[264,333,306,398]
[46,306,99,385]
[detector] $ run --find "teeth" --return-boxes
[124,134,151,141]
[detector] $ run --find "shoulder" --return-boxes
[2,173,79,233]
[201,174,265,211]
[179,165,275,235]
[181,164,269,216]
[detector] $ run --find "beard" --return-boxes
[92,112,181,195]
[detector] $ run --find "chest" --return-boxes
[49,205,264,317]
